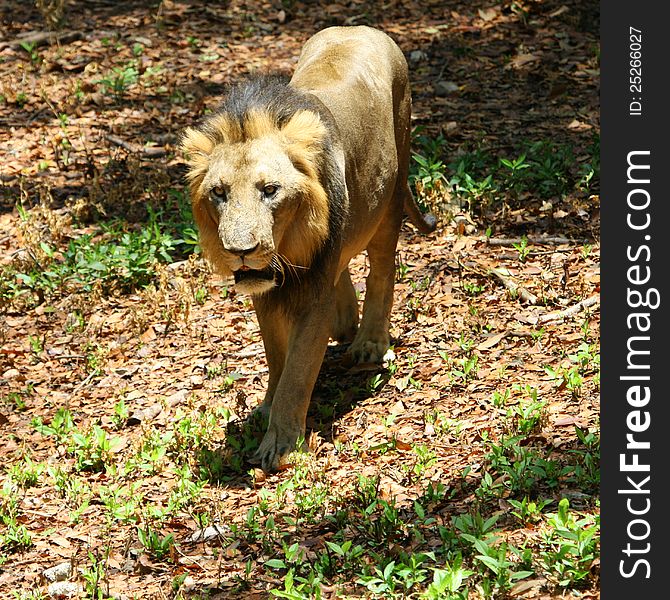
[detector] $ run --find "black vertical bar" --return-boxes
[601,2,670,598]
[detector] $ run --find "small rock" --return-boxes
[434,80,459,96]
[250,468,267,487]
[43,561,72,582]
[509,577,546,597]
[190,374,204,388]
[132,36,153,47]
[444,120,459,134]
[409,49,427,63]
[47,581,81,598]
[166,389,189,407]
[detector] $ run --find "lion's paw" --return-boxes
[248,402,271,428]
[346,335,390,365]
[252,422,301,472]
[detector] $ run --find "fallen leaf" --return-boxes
[568,119,592,131]
[394,439,412,451]
[477,331,507,351]
[508,53,540,69]
[478,7,498,21]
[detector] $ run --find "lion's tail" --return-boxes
[402,183,437,234]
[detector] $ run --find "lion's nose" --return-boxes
[226,242,260,257]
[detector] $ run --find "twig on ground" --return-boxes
[489,267,539,305]
[70,370,98,397]
[461,260,538,305]
[105,134,167,157]
[538,294,600,323]
[1,30,82,49]
[480,236,590,246]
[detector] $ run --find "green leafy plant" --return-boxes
[422,556,473,599]
[81,548,108,600]
[499,153,530,192]
[506,386,545,435]
[508,496,552,525]
[491,388,510,408]
[7,456,43,489]
[539,498,599,588]
[0,520,33,553]
[468,536,533,596]
[69,424,123,473]
[111,398,129,429]
[4,206,197,309]
[481,435,565,496]
[138,524,175,561]
[366,373,385,394]
[0,480,33,553]
[98,64,139,97]
[19,41,41,65]
[450,354,478,384]
[32,407,74,441]
[99,484,142,523]
[512,236,530,262]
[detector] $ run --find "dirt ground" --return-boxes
[0,1,599,598]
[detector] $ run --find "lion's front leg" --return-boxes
[252,303,289,423]
[332,267,359,343]
[254,301,333,471]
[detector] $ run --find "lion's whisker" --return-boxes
[270,254,285,281]
[275,254,294,280]
[278,253,308,271]
[271,252,304,282]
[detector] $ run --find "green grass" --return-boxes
[13,389,599,597]
[410,129,600,214]
[1,197,199,310]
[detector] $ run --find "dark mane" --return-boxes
[202,74,324,140]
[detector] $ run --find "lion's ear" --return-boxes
[181,127,214,157]
[280,110,327,152]
[181,127,214,182]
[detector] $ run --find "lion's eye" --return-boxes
[210,185,226,202]
[263,184,279,197]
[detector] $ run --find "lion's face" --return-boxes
[183,109,332,295]
[201,137,307,294]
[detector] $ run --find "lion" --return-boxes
[181,26,436,471]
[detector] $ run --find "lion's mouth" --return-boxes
[233,266,275,286]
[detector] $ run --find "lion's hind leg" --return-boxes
[346,205,402,364]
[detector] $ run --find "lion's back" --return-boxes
[290,26,410,209]
[292,27,406,88]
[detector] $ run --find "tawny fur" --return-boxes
[181,26,435,471]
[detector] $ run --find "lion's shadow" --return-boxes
[196,342,389,487]
[307,343,391,438]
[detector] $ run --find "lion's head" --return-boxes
[181,78,339,295]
